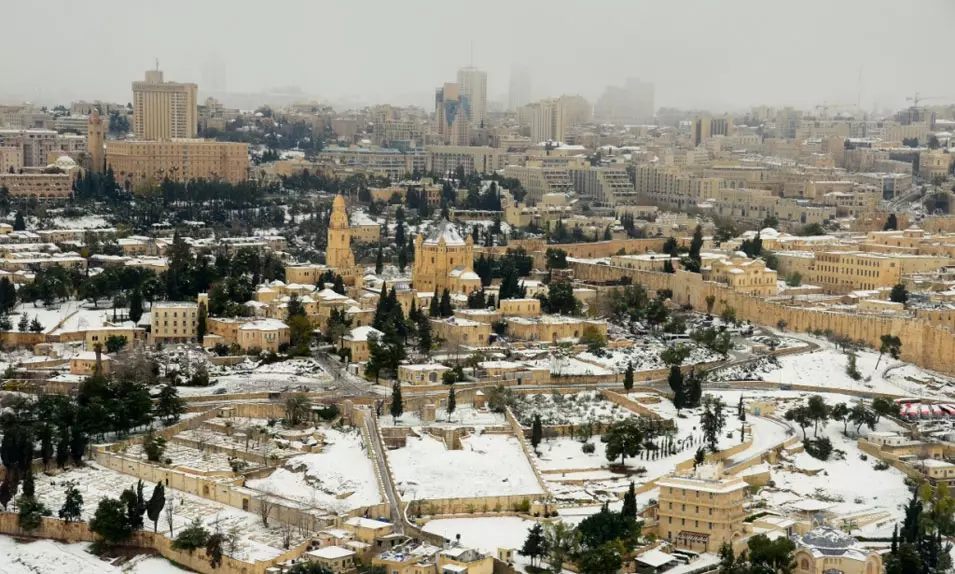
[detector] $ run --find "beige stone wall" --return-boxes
[570,261,955,377]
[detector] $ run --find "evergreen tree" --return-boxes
[156,384,186,424]
[390,382,403,423]
[439,288,453,317]
[17,313,28,332]
[375,245,383,275]
[13,212,25,231]
[621,481,637,519]
[447,387,456,421]
[128,288,144,324]
[623,361,634,391]
[89,497,133,544]
[196,302,207,342]
[22,469,34,497]
[417,314,432,355]
[519,522,548,568]
[147,482,165,532]
[429,288,440,317]
[668,366,685,413]
[531,414,543,452]
[58,481,83,523]
[29,316,43,333]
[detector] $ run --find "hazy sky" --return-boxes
[3,0,955,112]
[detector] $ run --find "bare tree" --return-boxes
[281,520,294,549]
[165,494,175,536]
[227,523,241,556]
[258,495,274,526]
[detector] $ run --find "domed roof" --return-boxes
[424,219,465,246]
[801,527,856,549]
[53,156,77,169]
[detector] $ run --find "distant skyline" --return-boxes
[2,0,955,113]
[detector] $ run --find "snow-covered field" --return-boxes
[383,406,508,428]
[578,340,720,373]
[389,432,543,500]
[511,391,634,426]
[32,463,303,562]
[0,538,182,574]
[423,516,534,558]
[245,428,382,513]
[757,341,951,398]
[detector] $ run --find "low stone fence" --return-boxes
[504,407,552,496]
[0,512,306,574]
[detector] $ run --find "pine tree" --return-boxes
[429,288,439,317]
[622,481,637,519]
[623,362,634,391]
[668,366,685,413]
[147,482,165,532]
[13,212,25,231]
[398,246,408,272]
[128,289,143,324]
[417,314,432,355]
[17,313,28,332]
[375,245,383,275]
[58,481,83,523]
[196,302,207,343]
[390,382,403,423]
[439,288,452,317]
[519,522,548,568]
[531,414,543,452]
[22,469,34,498]
[447,387,456,422]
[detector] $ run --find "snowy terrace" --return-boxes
[577,340,721,373]
[714,332,954,398]
[244,428,383,514]
[381,406,509,429]
[0,539,184,574]
[510,391,635,427]
[122,441,265,475]
[182,358,334,396]
[32,463,308,562]
[388,432,544,500]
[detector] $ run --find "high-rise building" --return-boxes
[558,95,593,127]
[508,67,531,112]
[692,116,734,146]
[132,68,198,140]
[435,83,471,147]
[526,99,565,143]
[457,66,487,128]
[87,110,105,173]
[594,77,655,123]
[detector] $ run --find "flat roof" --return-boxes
[309,546,355,559]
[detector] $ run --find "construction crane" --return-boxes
[906,93,955,107]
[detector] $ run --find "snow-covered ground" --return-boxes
[50,215,111,229]
[578,340,720,373]
[32,463,304,562]
[382,406,508,428]
[757,339,951,398]
[524,357,615,377]
[245,428,382,513]
[181,358,333,396]
[511,391,634,426]
[0,538,182,574]
[423,517,534,570]
[12,300,84,334]
[389,432,543,500]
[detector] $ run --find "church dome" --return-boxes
[801,527,856,550]
[53,156,77,170]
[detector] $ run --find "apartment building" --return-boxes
[656,467,747,553]
[0,146,23,173]
[318,146,426,180]
[525,98,565,143]
[150,301,199,344]
[0,173,73,198]
[568,165,636,205]
[373,119,427,147]
[105,139,248,185]
[0,129,69,167]
[775,250,950,293]
[504,159,579,204]
[427,145,518,176]
[132,68,198,139]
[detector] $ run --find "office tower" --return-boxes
[132,67,198,140]
[527,99,565,143]
[692,116,734,146]
[594,77,655,123]
[457,66,487,128]
[508,67,531,112]
[435,83,471,146]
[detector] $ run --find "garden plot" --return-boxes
[32,463,307,562]
[382,406,508,428]
[176,426,303,461]
[0,538,183,574]
[578,340,720,373]
[245,428,382,514]
[388,432,543,500]
[123,441,263,474]
[742,392,911,537]
[511,391,634,427]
